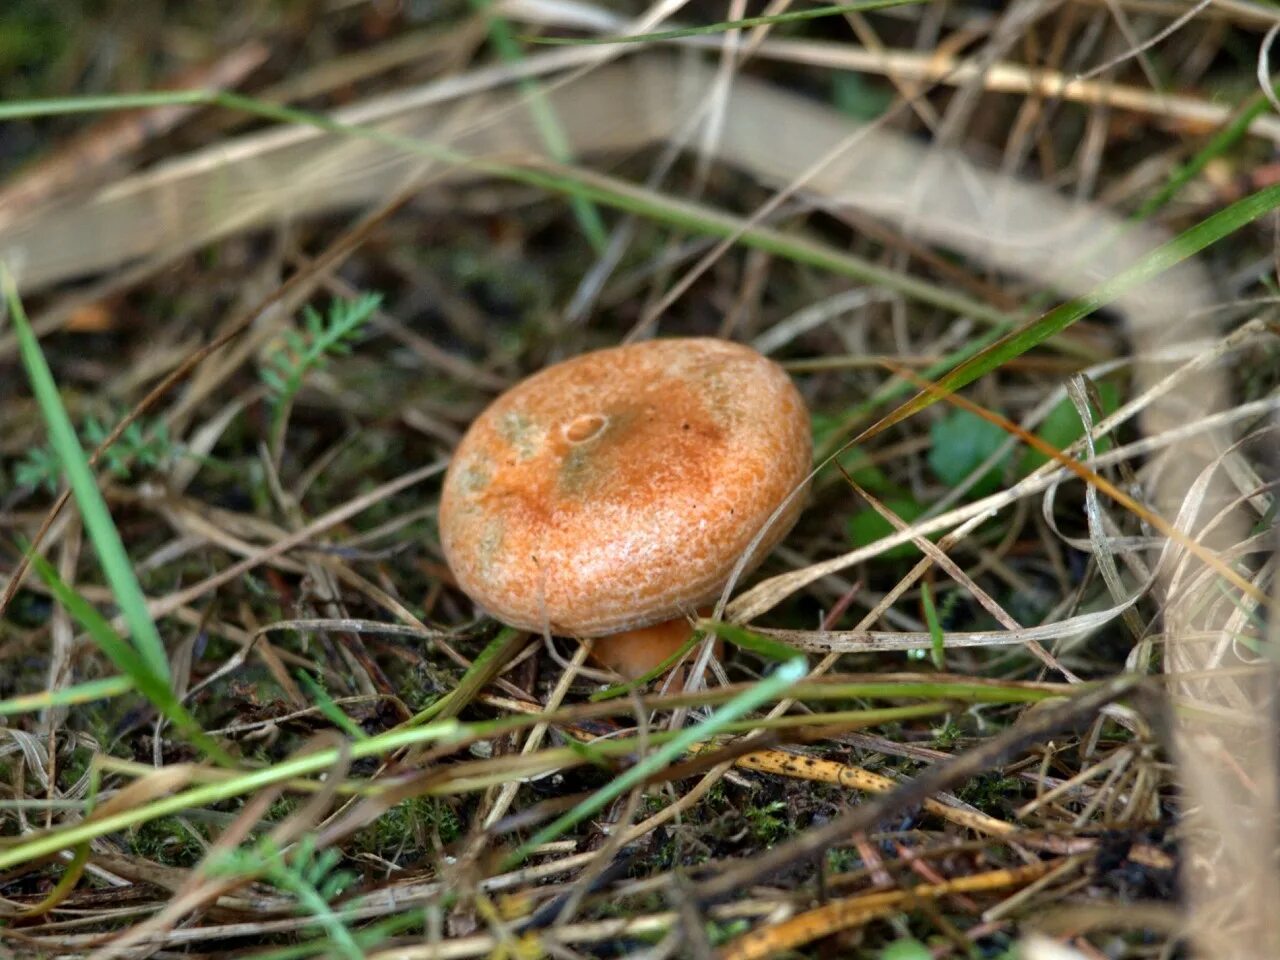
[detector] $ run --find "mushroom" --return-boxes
[438,337,811,679]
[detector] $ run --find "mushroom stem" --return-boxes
[588,615,722,681]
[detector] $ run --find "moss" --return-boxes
[933,717,964,750]
[706,918,752,946]
[955,773,1026,811]
[0,1,71,96]
[128,816,207,867]
[352,796,462,862]
[825,846,863,874]
[743,799,789,845]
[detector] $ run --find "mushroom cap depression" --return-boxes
[438,338,811,637]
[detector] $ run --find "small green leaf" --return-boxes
[928,408,1009,496]
[700,620,802,663]
[879,939,933,960]
[1019,381,1120,474]
[13,446,61,492]
[920,582,945,671]
[260,367,286,393]
[832,71,892,122]
[846,496,928,560]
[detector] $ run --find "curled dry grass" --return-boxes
[0,1,1277,958]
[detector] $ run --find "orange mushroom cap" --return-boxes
[438,337,811,638]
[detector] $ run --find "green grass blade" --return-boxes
[855,180,1280,442]
[297,673,369,741]
[1136,84,1280,219]
[0,680,1060,872]
[405,627,528,725]
[3,271,171,683]
[473,0,608,251]
[588,629,706,702]
[0,676,134,717]
[27,553,233,764]
[0,90,208,119]
[4,270,233,765]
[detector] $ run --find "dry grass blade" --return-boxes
[505,0,1280,141]
[721,862,1057,960]
[876,359,1271,608]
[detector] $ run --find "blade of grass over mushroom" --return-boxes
[588,628,707,702]
[526,674,1069,724]
[12,677,1062,855]
[406,627,529,725]
[503,657,808,869]
[95,702,998,795]
[7,685,1043,804]
[121,703,951,783]
[847,180,1280,450]
[584,620,803,705]
[878,360,1273,609]
[0,676,133,717]
[525,0,927,45]
[0,674,1078,863]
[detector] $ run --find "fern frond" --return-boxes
[11,412,174,492]
[261,293,382,457]
[205,833,361,958]
[261,293,382,407]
